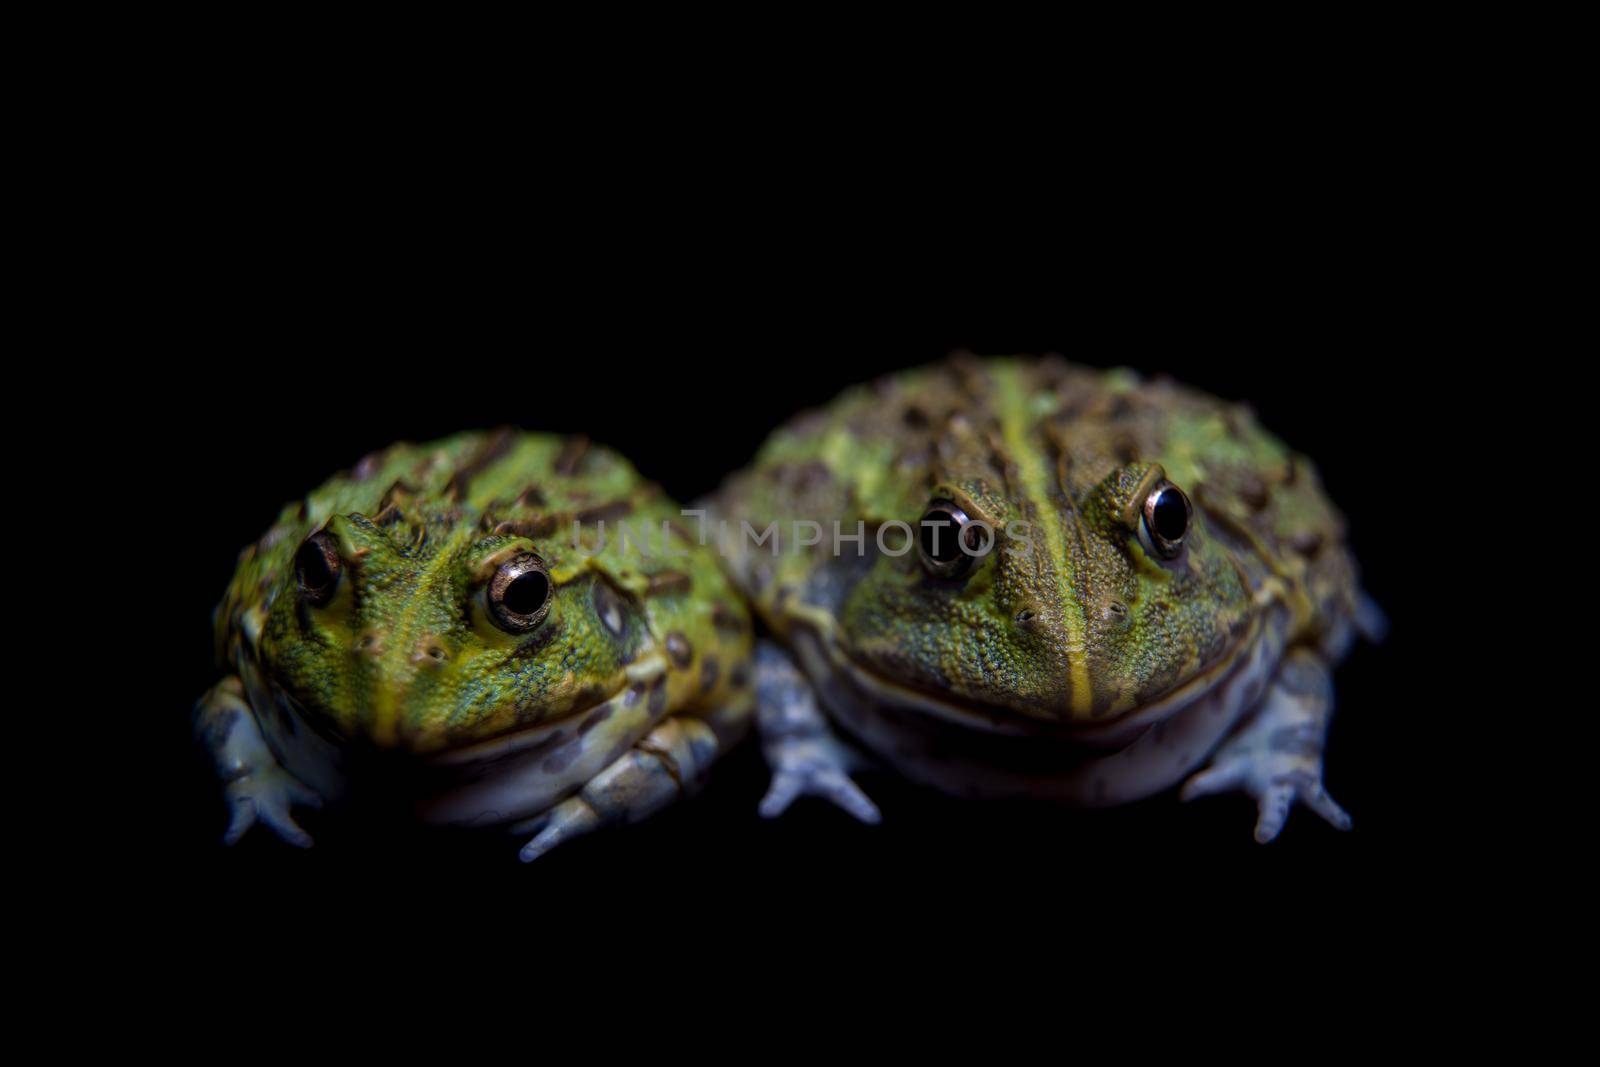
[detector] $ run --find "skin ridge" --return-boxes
[992,362,1092,715]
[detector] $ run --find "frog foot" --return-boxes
[754,642,880,824]
[222,766,323,848]
[196,676,324,848]
[513,712,728,862]
[1180,649,1350,843]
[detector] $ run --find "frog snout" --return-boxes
[352,631,451,667]
[352,631,459,750]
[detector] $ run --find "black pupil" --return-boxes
[1150,489,1188,543]
[920,510,964,564]
[503,570,549,617]
[297,540,332,589]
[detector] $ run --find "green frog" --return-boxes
[710,356,1383,841]
[196,430,754,861]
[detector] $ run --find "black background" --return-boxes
[13,11,1537,1009]
[114,238,1444,947]
[54,103,1480,963]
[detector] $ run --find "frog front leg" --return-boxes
[194,676,324,848]
[754,641,881,824]
[1180,649,1351,843]
[513,699,750,862]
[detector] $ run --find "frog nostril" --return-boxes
[412,638,450,666]
[354,631,384,656]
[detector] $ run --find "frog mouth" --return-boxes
[426,652,671,765]
[802,616,1262,749]
[272,652,671,764]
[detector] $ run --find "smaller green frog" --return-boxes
[196,431,754,860]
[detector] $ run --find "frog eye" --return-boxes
[488,553,553,633]
[917,500,986,578]
[295,531,342,606]
[1141,480,1192,559]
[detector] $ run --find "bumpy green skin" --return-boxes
[717,357,1358,726]
[214,431,752,755]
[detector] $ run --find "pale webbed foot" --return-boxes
[1180,649,1350,843]
[196,676,325,848]
[755,642,880,825]
[513,713,728,862]
[760,764,881,823]
[1355,591,1389,644]
[222,766,323,848]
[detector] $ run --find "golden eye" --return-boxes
[295,531,342,606]
[917,500,986,578]
[1141,480,1192,559]
[488,553,553,633]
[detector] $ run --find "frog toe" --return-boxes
[1286,773,1352,835]
[221,795,258,846]
[515,796,601,863]
[760,764,881,824]
[1178,762,1244,803]
[222,770,321,848]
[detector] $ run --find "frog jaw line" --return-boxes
[815,614,1261,747]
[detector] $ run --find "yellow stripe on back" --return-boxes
[371,524,478,745]
[994,364,1093,716]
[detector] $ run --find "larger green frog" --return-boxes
[710,356,1382,841]
[196,431,753,861]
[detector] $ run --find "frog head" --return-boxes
[258,508,643,754]
[834,455,1253,729]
